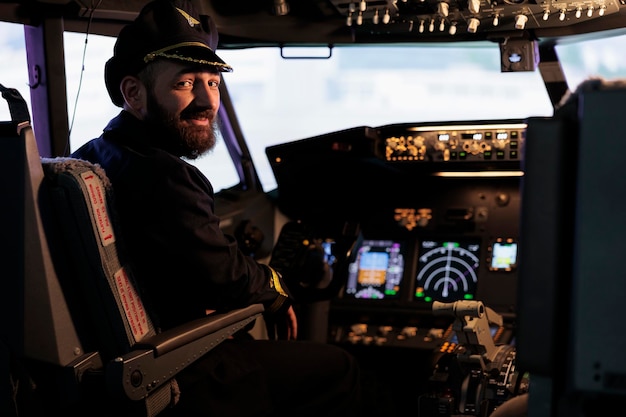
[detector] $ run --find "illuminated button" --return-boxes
[424,329,448,344]
[468,141,481,154]
[351,323,368,335]
[510,150,518,159]
[459,151,467,159]
[428,328,444,339]
[484,151,492,159]
[510,140,518,149]
[450,151,458,159]
[401,326,418,338]
[378,325,393,336]
[496,150,505,159]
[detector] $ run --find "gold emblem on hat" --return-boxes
[176,7,200,27]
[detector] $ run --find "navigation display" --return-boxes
[344,239,405,300]
[489,239,518,271]
[414,239,481,303]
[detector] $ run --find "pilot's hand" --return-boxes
[283,305,298,340]
[266,305,298,340]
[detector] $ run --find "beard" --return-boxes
[144,91,218,159]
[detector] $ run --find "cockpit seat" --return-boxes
[0,83,264,417]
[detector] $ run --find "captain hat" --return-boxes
[105,0,232,107]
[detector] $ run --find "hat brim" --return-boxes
[144,43,232,72]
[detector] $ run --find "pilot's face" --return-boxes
[143,59,221,158]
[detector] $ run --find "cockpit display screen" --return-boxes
[414,239,481,303]
[489,240,518,271]
[344,239,405,300]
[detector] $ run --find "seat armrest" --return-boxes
[137,304,265,356]
[106,304,264,401]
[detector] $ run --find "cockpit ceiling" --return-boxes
[3,0,626,46]
[209,0,626,45]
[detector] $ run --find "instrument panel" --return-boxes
[383,122,525,164]
[267,119,524,352]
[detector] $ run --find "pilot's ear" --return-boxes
[120,75,146,115]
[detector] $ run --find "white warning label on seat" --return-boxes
[114,267,150,341]
[80,171,115,247]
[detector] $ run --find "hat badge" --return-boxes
[175,7,200,27]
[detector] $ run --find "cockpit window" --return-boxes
[217,45,552,192]
[2,22,626,193]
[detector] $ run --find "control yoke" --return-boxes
[433,300,503,367]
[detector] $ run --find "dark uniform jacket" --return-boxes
[72,110,289,331]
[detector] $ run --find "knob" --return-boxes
[467,17,480,33]
[468,0,480,14]
[438,2,449,17]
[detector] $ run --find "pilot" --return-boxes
[71,0,362,416]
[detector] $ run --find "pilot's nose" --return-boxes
[194,82,220,109]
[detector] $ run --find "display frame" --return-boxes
[342,237,410,301]
[488,238,518,272]
[413,237,483,305]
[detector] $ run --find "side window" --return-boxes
[0,24,239,193]
[64,32,119,148]
[0,23,29,121]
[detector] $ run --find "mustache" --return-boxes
[180,107,214,120]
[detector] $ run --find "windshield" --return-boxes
[217,45,553,191]
[2,22,626,192]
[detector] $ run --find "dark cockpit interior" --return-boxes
[3,1,626,417]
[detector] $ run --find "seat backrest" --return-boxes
[40,157,157,361]
[0,83,85,368]
[518,79,626,417]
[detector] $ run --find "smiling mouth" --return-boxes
[182,109,213,125]
[186,117,209,126]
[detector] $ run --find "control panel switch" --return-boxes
[351,323,368,335]
[401,326,418,337]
